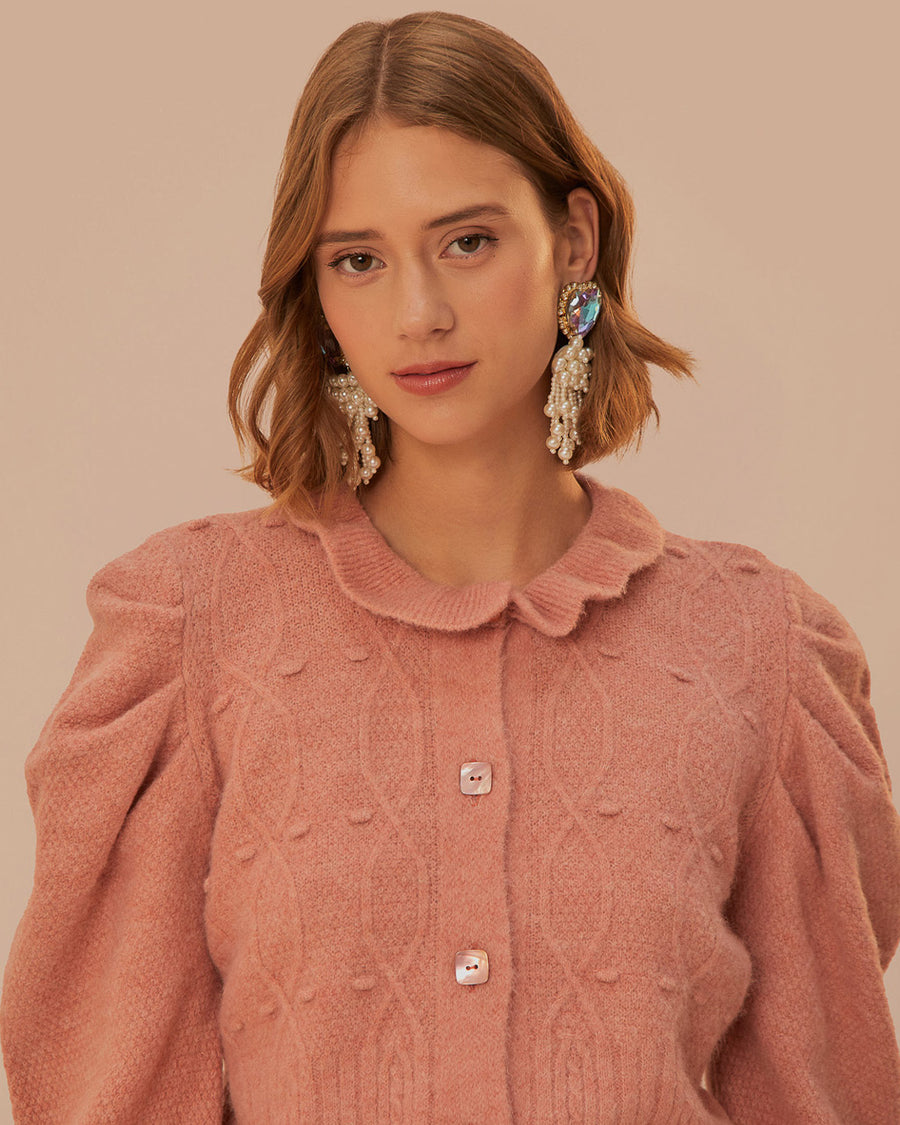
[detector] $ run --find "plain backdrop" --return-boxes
[2,0,898,1119]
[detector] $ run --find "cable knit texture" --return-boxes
[2,469,899,1124]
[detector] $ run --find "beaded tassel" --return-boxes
[544,335,593,464]
[326,367,381,488]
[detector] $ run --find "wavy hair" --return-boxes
[227,10,697,523]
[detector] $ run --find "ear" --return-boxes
[556,187,600,281]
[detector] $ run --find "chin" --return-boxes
[393,411,525,454]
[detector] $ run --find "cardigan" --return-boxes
[2,468,900,1124]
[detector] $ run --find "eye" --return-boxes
[327,251,383,275]
[445,234,496,257]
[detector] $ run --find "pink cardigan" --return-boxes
[3,469,900,1123]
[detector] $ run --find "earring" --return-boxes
[545,281,602,464]
[321,328,381,488]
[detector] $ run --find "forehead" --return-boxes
[323,119,537,221]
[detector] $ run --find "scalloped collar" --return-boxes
[283,470,665,637]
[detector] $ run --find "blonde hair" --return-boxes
[227,10,697,523]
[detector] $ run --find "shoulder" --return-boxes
[92,503,319,579]
[648,525,854,661]
[653,525,785,605]
[653,522,868,680]
[660,526,773,573]
[658,525,809,594]
[84,504,332,636]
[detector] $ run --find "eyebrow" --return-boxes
[313,203,513,249]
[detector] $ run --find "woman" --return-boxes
[2,11,899,1123]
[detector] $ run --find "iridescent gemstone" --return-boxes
[566,287,600,336]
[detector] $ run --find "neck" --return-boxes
[355,428,593,590]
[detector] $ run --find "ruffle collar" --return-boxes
[283,470,665,637]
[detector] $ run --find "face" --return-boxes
[313,116,588,459]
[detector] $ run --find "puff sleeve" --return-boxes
[708,566,900,1122]
[0,533,226,1123]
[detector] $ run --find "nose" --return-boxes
[392,263,454,340]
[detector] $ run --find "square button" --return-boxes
[455,949,489,985]
[460,761,492,794]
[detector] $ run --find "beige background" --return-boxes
[2,0,898,1118]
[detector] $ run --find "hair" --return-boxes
[227,10,697,524]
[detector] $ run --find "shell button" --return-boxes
[455,949,489,985]
[460,761,492,794]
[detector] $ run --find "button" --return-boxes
[455,949,489,985]
[460,761,492,794]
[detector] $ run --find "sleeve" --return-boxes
[707,565,900,1123]
[0,532,227,1124]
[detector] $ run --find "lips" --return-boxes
[390,363,474,396]
[393,360,474,376]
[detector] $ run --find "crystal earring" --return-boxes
[545,281,602,464]
[321,332,381,488]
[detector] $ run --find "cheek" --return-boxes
[478,259,558,361]
[490,243,555,313]
[317,281,378,354]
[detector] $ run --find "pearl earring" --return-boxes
[321,329,381,488]
[545,281,602,464]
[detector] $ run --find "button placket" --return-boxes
[457,761,493,980]
[431,632,510,1105]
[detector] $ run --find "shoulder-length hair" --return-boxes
[227,10,697,524]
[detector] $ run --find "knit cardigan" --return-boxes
[2,469,900,1124]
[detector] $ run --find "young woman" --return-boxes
[3,11,899,1124]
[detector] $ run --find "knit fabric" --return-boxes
[2,468,900,1124]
